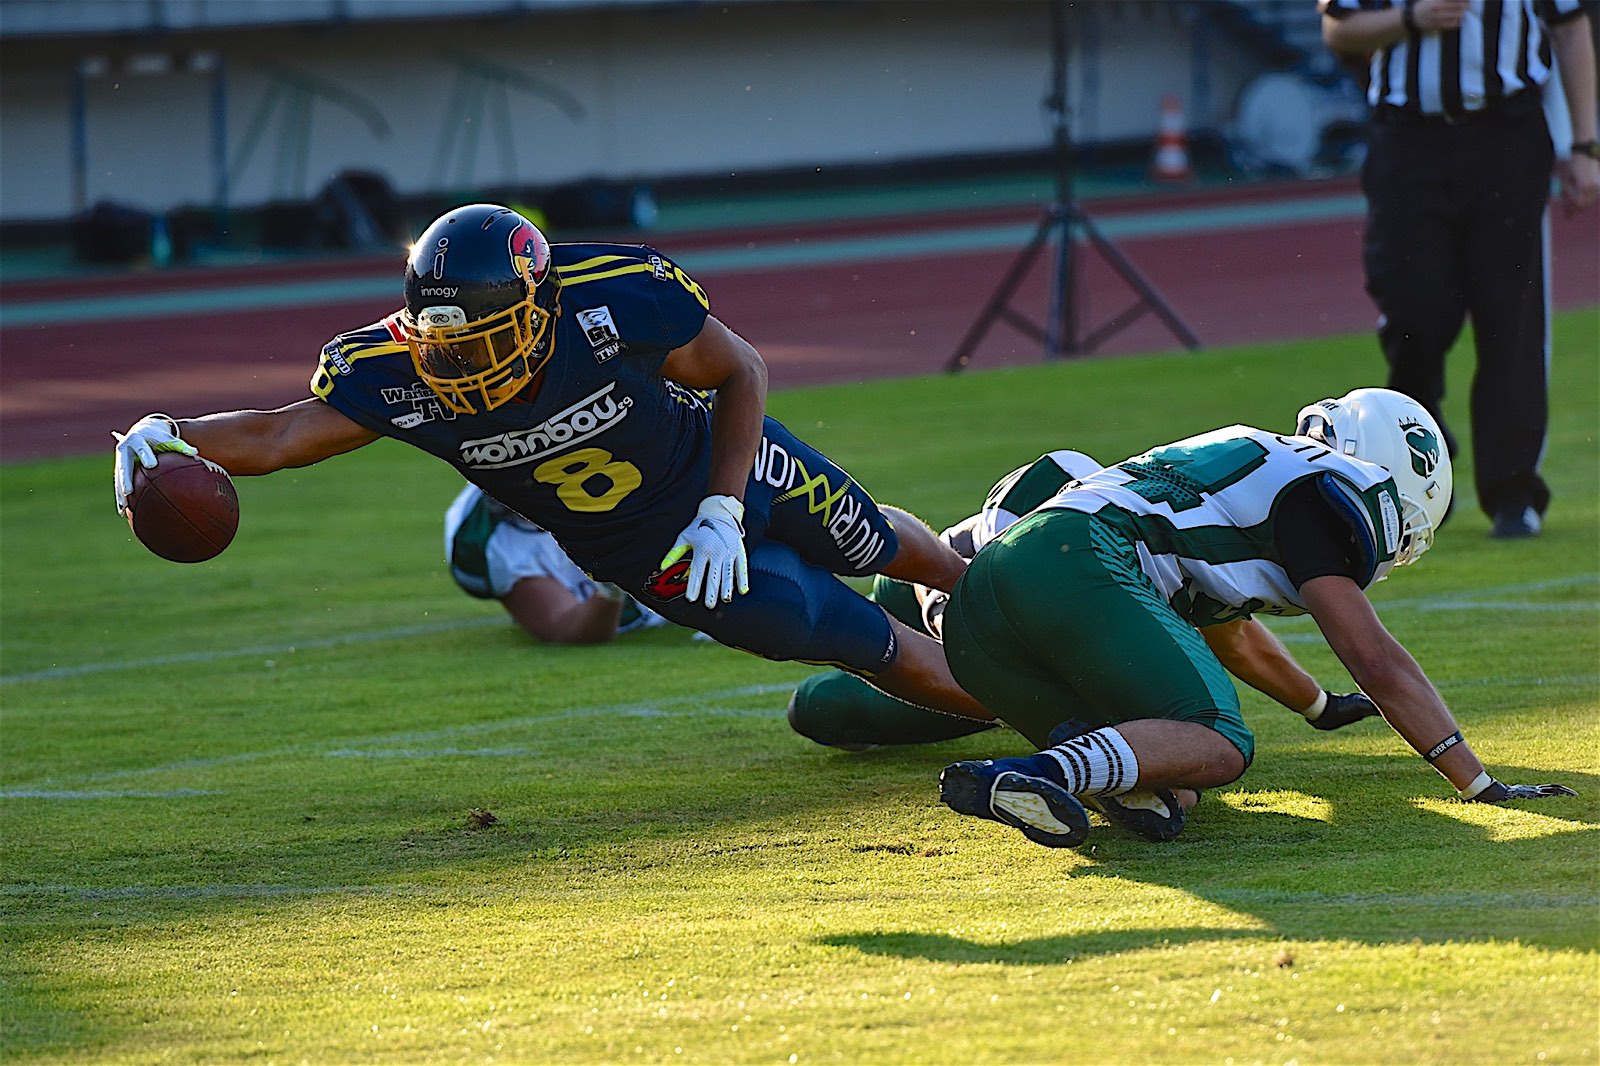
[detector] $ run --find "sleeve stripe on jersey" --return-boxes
[561,254,635,272]
[312,321,408,399]
[327,337,407,365]
[561,263,658,286]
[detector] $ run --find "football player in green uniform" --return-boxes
[791,448,1383,750]
[789,448,1388,842]
[444,482,670,644]
[932,389,1575,849]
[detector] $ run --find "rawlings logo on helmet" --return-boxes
[1401,418,1441,477]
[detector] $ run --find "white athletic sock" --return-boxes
[1037,727,1140,797]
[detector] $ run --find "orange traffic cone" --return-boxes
[1151,94,1191,182]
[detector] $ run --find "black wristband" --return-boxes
[1401,0,1419,33]
[1572,141,1600,161]
[1424,730,1463,763]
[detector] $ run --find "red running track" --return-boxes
[3,181,1596,462]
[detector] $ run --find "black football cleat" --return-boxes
[1082,790,1187,842]
[939,760,1090,848]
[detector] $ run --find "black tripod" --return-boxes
[947,0,1200,372]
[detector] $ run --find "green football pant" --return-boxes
[870,574,927,635]
[788,669,998,748]
[942,507,1254,762]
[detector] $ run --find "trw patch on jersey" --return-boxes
[575,305,625,362]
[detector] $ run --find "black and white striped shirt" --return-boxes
[1322,0,1588,117]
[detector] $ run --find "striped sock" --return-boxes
[1034,727,1140,797]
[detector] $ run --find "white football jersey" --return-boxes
[921,449,1103,640]
[970,448,1104,553]
[444,484,667,632]
[445,483,590,600]
[1037,426,1403,625]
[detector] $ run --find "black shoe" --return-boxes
[939,760,1090,848]
[1490,505,1542,539]
[1083,790,1187,841]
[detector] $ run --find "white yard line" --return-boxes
[0,616,507,686]
[0,882,429,901]
[0,788,220,799]
[2,683,797,794]
[4,577,1593,687]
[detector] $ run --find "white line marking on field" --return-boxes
[0,883,429,902]
[323,746,543,759]
[1368,575,1596,613]
[1414,601,1597,612]
[1204,888,1597,909]
[0,788,220,800]
[1434,673,1600,691]
[1257,576,1598,638]
[7,683,797,792]
[4,577,1591,686]
[0,617,506,686]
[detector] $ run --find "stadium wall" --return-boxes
[0,1,1266,223]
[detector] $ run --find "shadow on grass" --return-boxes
[817,758,1600,964]
[821,926,1258,965]
[3,711,1595,1058]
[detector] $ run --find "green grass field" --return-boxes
[2,318,1596,1064]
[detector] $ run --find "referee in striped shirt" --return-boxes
[1321,0,1598,539]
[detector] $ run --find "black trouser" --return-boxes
[1360,95,1553,518]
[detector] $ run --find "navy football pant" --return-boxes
[623,417,903,675]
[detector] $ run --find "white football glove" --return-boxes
[660,495,749,609]
[113,413,196,513]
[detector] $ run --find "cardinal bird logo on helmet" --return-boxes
[508,221,551,287]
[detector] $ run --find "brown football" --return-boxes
[125,452,240,563]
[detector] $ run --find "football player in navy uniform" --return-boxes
[927,389,1576,850]
[112,203,991,721]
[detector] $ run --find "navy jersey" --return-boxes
[312,241,903,676]
[312,243,713,574]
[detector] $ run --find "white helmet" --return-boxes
[1294,388,1452,566]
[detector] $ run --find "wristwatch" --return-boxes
[1571,141,1600,161]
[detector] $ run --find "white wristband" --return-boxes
[1456,771,1494,800]
[1300,689,1329,720]
[702,494,744,525]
